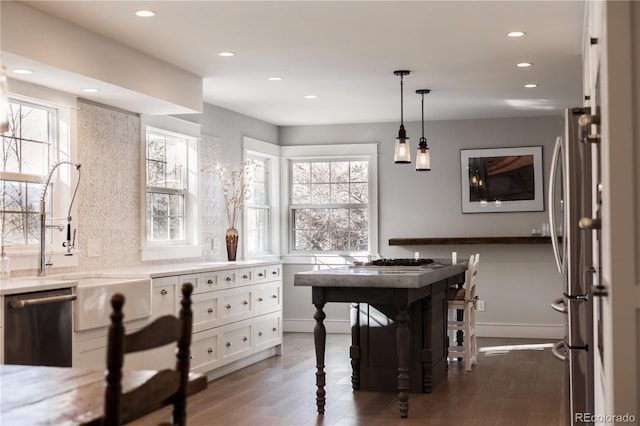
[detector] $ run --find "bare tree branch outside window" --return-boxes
[290,160,369,252]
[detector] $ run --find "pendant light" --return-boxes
[415,89,431,171]
[393,70,411,163]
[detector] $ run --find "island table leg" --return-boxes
[396,307,410,418]
[314,302,327,414]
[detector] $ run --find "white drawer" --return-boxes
[267,264,282,281]
[216,270,238,289]
[220,287,253,323]
[196,271,220,293]
[253,266,269,283]
[192,291,221,333]
[179,274,200,294]
[254,282,281,316]
[254,312,281,351]
[237,267,254,286]
[220,319,253,362]
[191,328,220,373]
[152,280,178,318]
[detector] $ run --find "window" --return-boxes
[283,143,378,256]
[243,137,280,259]
[245,157,269,254]
[141,115,200,261]
[146,128,187,242]
[290,160,369,252]
[1,99,53,246]
[0,81,78,271]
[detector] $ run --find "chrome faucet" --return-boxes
[38,161,81,277]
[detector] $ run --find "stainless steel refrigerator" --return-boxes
[548,107,595,425]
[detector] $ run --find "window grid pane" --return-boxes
[1,100,53,246]
[246,158,270,255]
[290,159,369,252]
[145,128,188,243]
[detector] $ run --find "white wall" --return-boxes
[281,116,565,338]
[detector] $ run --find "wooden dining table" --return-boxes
[0,364,207,425]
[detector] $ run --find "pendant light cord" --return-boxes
[400,74,404,127]
[421,92,425,140]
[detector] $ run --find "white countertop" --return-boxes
[0,259,282,295]
[0,277,80,295]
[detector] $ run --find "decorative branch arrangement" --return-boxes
[214,160,254,230]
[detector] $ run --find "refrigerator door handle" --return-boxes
[550,297,568,314]
[552,340,568,362]
[548,136,563,274]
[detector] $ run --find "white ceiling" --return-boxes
[12,1,585,126]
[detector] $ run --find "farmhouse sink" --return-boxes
[56,274,152,331]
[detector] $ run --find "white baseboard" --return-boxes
[476,323,564,339]
[284,319,564,339]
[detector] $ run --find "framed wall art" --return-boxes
[460,146,543,213]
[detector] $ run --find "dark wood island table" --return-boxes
[294,261,467,418]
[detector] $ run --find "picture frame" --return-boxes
[460,146,543,213]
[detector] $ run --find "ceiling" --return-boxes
[10,1,585,126]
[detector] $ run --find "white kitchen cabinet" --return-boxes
[142,276,180,370]
[71,261,282,379]
[254,311,281,351]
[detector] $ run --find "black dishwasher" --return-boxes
[4,288,76,367]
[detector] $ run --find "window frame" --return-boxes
[140,115,201,261]
[1,79,78,271]
[280,143,378,260]
[242,137,280,260]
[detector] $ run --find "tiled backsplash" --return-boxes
[74,101,224,271]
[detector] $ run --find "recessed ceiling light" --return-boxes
[507,31,526,37]
[517,62,533,68]
[304,95,317,99]
[82,88,100,93]
[13,69,33,75]
[525,83,539,88]
[268,77,283,81]
[135,10,156,17]
[218,51,235,57]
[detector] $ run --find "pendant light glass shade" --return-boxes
[393,70,410,164]
[416,139,431,171]
[415,89,431,171]
[394,126,411,163]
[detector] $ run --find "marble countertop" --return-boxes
[0,259,282,295]
[294,261,468,289]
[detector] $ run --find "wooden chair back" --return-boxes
[103,282,194,426]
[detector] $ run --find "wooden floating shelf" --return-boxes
[388,236,552,246]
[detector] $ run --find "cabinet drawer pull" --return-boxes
[207,279,213,285]
[243,336,248,342]
[160,289,168,295]
[258,331,263,336]
[226,342,232,347]
[207,308,213,314]
[242,300,248,305]
[242,274,249,279]
[271,294,277,299]
[272,327,277,332]
[226,304,231,309]
[258,297,263,302]
[258,272,264,277]
[208,348,213,353]
[271,271,278,275]
[190,355,193,360]
[225,277,232,282]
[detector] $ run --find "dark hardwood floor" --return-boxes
[132,333,566,426]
